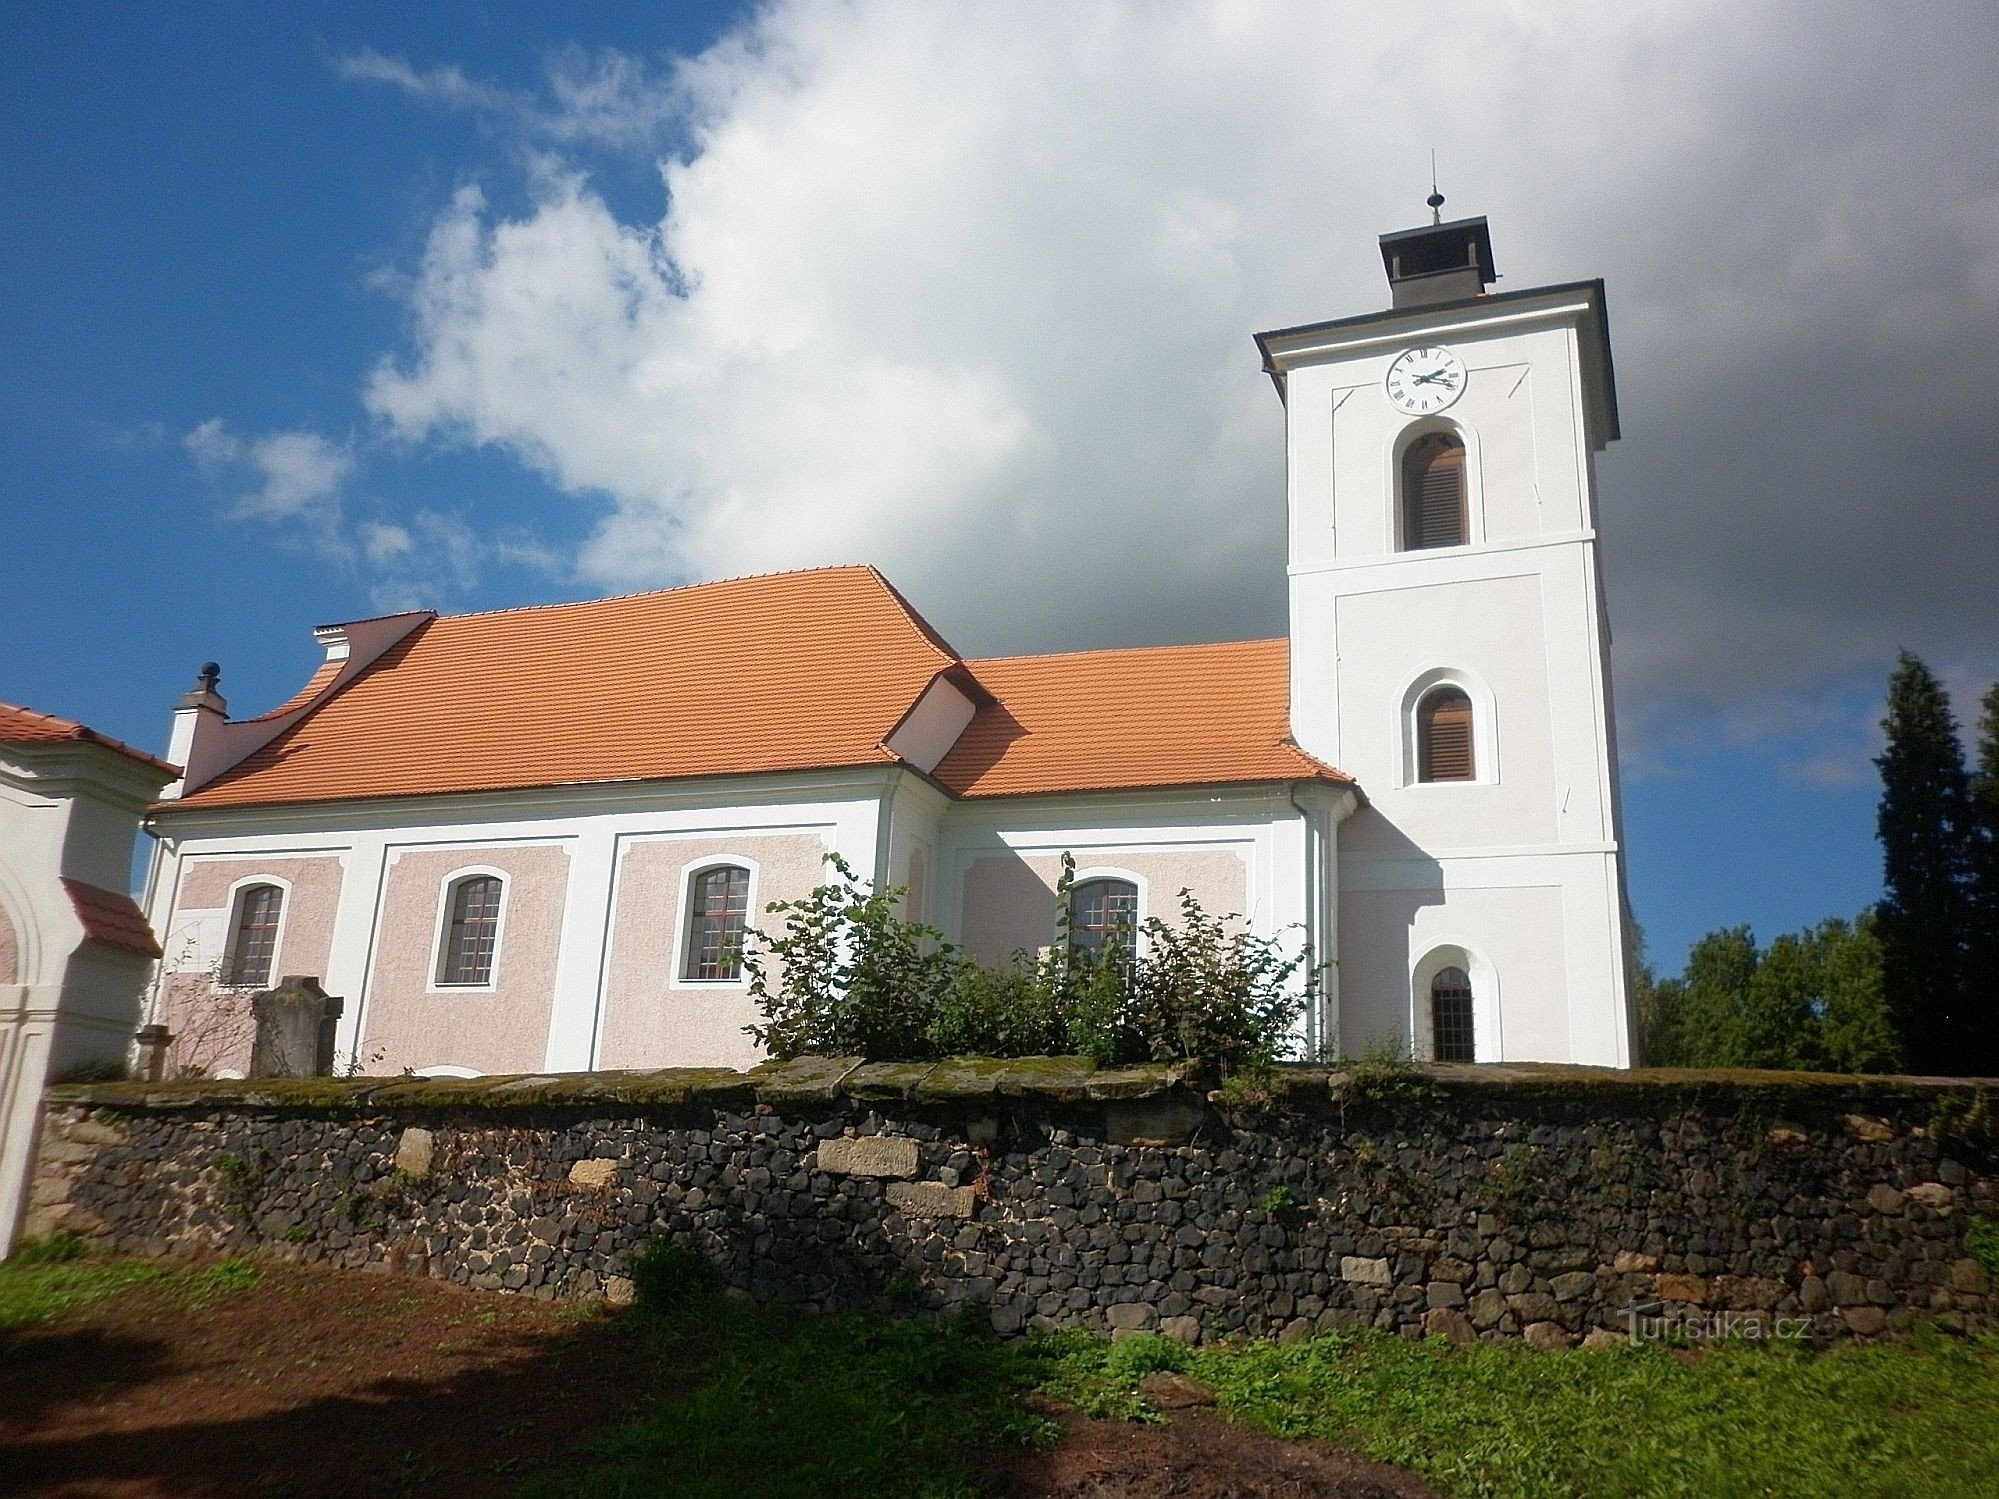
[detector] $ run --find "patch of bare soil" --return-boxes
[980,1399,1441,1499]
[0,1263,668,1498]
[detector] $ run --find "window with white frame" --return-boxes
[682,864,751,981]
[222,883,284,987]
[436,874,504,987]
[1429,966,1476,1062]
[1069,877,1139,955]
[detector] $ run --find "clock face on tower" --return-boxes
[1384,345,1467,415]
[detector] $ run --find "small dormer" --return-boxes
[1378,215,1497,309]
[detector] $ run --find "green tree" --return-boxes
[1875,652,1975,1074]
[1664,926,1761,1067]
[1808,913,1901,1074]
[1967,682,1999,1075]
[1640,916,1898,1072]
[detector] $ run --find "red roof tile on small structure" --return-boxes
[61,878,163,959]
[933,638,1348,798]
[0,701,177,776]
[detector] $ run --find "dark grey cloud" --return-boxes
[331,1,1999,767]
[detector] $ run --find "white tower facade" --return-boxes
[1258,216,1634,1066]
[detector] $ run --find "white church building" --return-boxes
[141,212,1636,1079]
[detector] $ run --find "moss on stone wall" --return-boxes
[46,1057,1989,1120]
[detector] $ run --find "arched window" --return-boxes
[1430,966,1476,1062]
[1070,878,1139,955]
[223,883,283,987]
[1401,432,1467,550]
[437,874,504,987]
[683,865,752,981]
[1417,686,1476,782]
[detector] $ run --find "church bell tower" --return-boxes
[1255,204,1634,1067]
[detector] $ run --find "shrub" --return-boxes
[744,853,963,1060]
[625,1236,725,1313]
[744,853,1318,1073]
[1968,1216,1999,1283]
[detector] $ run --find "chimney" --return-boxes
[162,662,226,799]
[1379,216,1497,310]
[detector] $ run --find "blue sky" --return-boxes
[5,2,1993,974]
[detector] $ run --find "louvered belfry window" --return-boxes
[684,865,752,981]
[1431,966,1476,1062]
[1401,432,1468,549]
[224,884,283,987]
[439,875,503,986]
[1418,687,1476,782]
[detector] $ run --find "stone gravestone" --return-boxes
[248,977,344,1078]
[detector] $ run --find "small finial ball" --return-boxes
[198,662,221,691]
[1427,190,1446,211]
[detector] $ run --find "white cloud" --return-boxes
[335,44,680,148]
[182,419,354,530]
[336,2,1999,763]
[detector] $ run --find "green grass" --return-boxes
[8,1240,1997,1498]
[0,1241,261,1329]
[1029,1325,1999,1499]
[521,1296,1055,1499]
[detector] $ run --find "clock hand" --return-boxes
[1412,371,1458,386]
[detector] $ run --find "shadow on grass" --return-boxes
[0,1259,1050,1499]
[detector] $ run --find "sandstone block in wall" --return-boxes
[569,1159,619,1188]
[886,1181,976,1219]
[66,1117,128,1147]
[1844,1114,1896,1143]
[394,1128,435,1177]
[603,1275,636,1306]
[1654,1274,1708,1304]
[1907,1182,1954,1211]
[1341,1256,1391,1286]
[818,1135,920,1178]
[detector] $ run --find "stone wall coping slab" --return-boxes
[42,1057,1998,1121]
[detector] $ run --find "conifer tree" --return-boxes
[1874,652,1974,1073]
[1965,682,1999,1074]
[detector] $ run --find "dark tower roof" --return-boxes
[1379,216,1497,309]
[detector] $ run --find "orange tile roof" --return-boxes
[168,568,1348,811]
[61,878,163,958]
[0,701,177,775]
[934,638,1346,798]
[178,566,964,809]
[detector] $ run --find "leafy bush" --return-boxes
[626,1236,725,1313]
[1968,1216,1999,1283]
[745,853,1316,1073]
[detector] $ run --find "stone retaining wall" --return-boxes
[25,1059,1999,1347]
